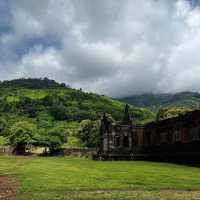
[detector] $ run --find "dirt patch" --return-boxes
[0,176,17,200]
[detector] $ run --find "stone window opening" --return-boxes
[174,130,181,142]
[123,136,129,147]
[189,127,199,141]
[114,136,120,147]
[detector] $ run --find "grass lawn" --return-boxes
[0,156,200,199]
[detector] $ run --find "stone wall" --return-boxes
[62,148,95,157]
[0,146,13,155]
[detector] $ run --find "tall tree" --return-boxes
[9,121,39,154]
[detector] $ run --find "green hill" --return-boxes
[0,78,155,148]
[0,78,154,123]
[118,92,200,112]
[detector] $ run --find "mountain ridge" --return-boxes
[118,91,200,111]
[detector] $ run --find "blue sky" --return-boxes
[189,0,200,6]
[0,0,200,97]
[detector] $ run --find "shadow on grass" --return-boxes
[138,156,200,167]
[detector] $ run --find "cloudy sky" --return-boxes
[0,0,200,97]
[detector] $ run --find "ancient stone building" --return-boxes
[99,105,144,159]
[99,106,200,160]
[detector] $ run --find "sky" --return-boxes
[0,0,200,97]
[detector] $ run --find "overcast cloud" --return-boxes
[0,0,200,97]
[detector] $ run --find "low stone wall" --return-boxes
[62,148,95,157]
[0,146,13,155]
[0,146,95,157]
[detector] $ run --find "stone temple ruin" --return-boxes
[98,105,200,160]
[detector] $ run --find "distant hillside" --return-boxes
[0,78,155,124]
[118,92,200,111]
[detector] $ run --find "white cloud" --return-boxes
[14,45,65,79]
[1,0,200,97]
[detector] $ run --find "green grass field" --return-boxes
[0,156,200,200]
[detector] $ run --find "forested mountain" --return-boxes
[0,78,155,150]
[118,92,200,111]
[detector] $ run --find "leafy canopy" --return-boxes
[9,121,39,146]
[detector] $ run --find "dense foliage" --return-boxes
[156,107,192,121]
[41,126,67,154]
[0,78,155,151]
[77,120,101,148]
